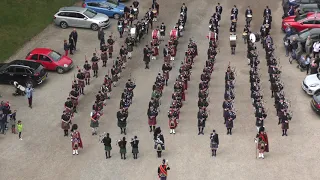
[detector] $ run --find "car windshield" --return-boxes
[299,29,311,39]
[100,2,117,8]
[48,51,61,62]
[84,9,97,18]
[294,13,308,21]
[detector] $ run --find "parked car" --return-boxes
[282,0,320,14]
[25,48,74,74]
[0,60,48,87]
[302,73,320,95]
[299,3,320,14]
[311,92,320,114]
[82,0,125,19]
[53,7,110,31]
[281,12,320,32]
[286,28,320,51]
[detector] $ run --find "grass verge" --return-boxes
[0,0,78,62]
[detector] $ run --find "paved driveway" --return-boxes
[0,0,319,180]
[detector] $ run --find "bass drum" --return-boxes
[249,33,260,43]
[152,29,160,39]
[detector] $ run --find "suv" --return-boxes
[53,7,110,31]
[283,0,320,14]
[0,60,48,87]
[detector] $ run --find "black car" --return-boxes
[286,28,320,51]
[283,0,320,14]
[0,60,48,87]
[311,92,320,114]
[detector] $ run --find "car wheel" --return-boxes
[60,21,68,29]
[25,79,35,88]
[56,67,64,74]
[91,23,99,31]
[113,13,121,19]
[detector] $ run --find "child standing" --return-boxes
[10,110,17,134]
[17,120,23,140]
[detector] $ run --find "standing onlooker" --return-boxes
[10,110,17,134]
[17,120,23,140]
[98,28,105,48]
[70,29,78,50]
[69,34,75,55]
[290,37,298,61]
[0,112,6,134]
[305,35,313,56]
[313,41,320,58]
[64,40,69,56]
[25,84,34,108]
[305,55,311,75]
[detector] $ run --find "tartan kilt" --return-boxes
[132,147,139,154]
[148,117,157,125]
[120,148,127,154]
[90,120,99,128]
[71,98,78,106]
[92,63,99,70]
[117,120,127,128]
[108,46,113,53]
[164,56,170,62]
[85,71,91,79]
[105,146,112,151]
[281,123,289,129]
[171,48,177,57]
[164,71,169,80]
[61,121,70,130]
[153,46,159,56]
[112,75,118,82]
[78,80,85,88]
[210,143,218,149]
[127,45,133,52]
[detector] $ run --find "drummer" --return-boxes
[230,23,236,34]
[118,17,125,38]
[230,13,237,27]
[245,6,253,27]
[243,25,250,44]
[160,22,166,40]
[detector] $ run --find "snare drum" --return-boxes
[152,9,157,14]
[179,25,183,30]
[232,19,237,23]
[265,24,270,28]
[230,35,237,47]
[247,14,252,18]
[118,25,123,32]
[129,14,134,18]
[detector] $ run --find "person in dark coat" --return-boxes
[118,137,127,160]
[102,133,112,159]
[68,34,75,55]
[143,45,152,69]
[117,108,128,135]
[210,130,219,157]
[130,136,139,159]
[226,116,234,135]
[64,40,69,56]
[70,29,78,50]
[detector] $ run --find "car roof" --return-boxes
[9,60,40,69]
[29,48,52,55]
[59,7,86,13]
[309,28,320,33]
[300,3,320,8]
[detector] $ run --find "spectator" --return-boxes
[0,111,6,134]
[313,41,320,58]
[284,38,290,57]
[290,37,298,62]
[64,40,69,56]
[68,34,75,55]
[305,36,313,56]
[70,29,78,50]
[25,84,34,108]
[10,110,17,134]
[17,120,23,140]
[310,58,318,74]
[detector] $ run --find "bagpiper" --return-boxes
[90,110,101,135]
[148,106,158,132]
[102,133,112,159]
[255,127,269,159]
[210,130,219,157]
[91,52,100,77]
[101,43,108,67]
[64,97,74,115]
[61,110,72,136]
[125,34,134,59]
[197,107,208,135]
[76,69,85,95]
[69,85,80,113]
[70,124,83,155]
[130,136,139,159]
[158,159,170,180]
[162,61,172,86]
[154,127,165,158]
[168,116,177,134]
[118,137,127,160]
[117,108,128,135]
[83,60,91,85]
[107,35,115,58]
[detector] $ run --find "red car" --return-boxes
[26,48,74,74]
[281,12,320,32]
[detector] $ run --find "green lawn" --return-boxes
[0,0,78,62]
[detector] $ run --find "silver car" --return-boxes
[54,7,110,31]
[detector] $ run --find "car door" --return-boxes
[87,2,103,14]
[14,67,28,84]
[77,13,92,28]
[99,2,113,16]
[0,66,15,84]
[29,53,39,62]
[39,54,55,70]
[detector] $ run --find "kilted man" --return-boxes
[61,111,72,136]
[118,137,127,160]
[117,108,128,135]
[83,60,91,85]
[102,133,112,159]
[226,116,234,135]
[169,117,177,134]
[69,85,80,113]
[64,98,74,115]
[70,124,83,155]
[148,106,159,132]
[90,110,101,135]
[107,36,115,58]
[76,69,85,95]
[162,61,172,86]
[160,22,166,40]
[154,127,165,158]
[130,136,139,159]
[280,111,289,136]
[101,44,108,67]
[91,53,100,77]
[197,107,208,135]
[210,130,219,157]
[158,159,170,180]
[111,65,118,87]
[255,127,269,159]
[125,34,134,59]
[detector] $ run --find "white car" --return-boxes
[302,74,320,95]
